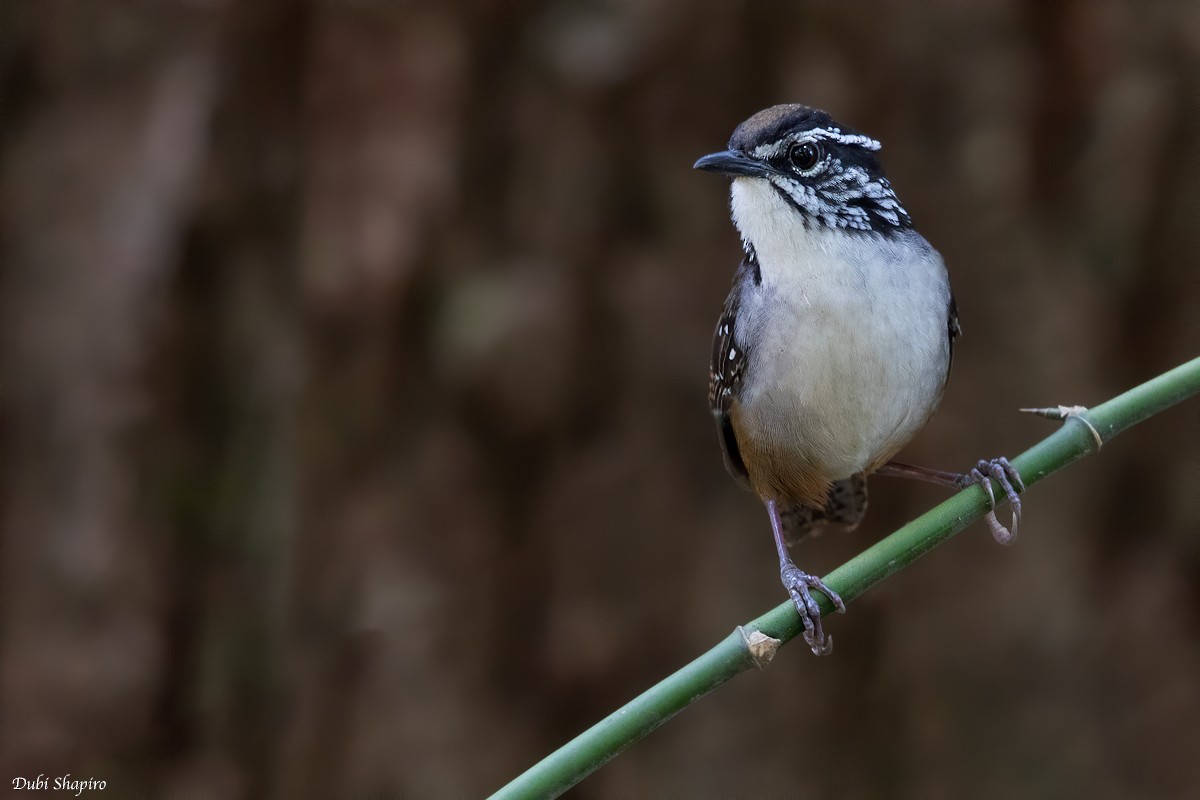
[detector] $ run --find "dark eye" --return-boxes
[788,141,822,172]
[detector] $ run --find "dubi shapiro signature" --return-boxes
[12,775,107,796]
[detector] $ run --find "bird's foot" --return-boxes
[956,457,1025,545]
[780,563,845,656]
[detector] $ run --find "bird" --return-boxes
[694,104,1024,656]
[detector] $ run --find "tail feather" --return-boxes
[781,474,869,547]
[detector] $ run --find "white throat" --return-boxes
[730,177,860,286]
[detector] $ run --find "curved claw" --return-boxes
[959,457,1024,545]
[986,458,1022,543]
[967,467,996,507]
[994,456,1026,492]
[781,566,844,656]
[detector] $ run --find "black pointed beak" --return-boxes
[693,150,770,178]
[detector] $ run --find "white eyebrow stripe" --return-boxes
[808,127,882,150]
[750,127,882,160]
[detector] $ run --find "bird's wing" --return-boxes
[709,253,755,488]
[946,293,961,379]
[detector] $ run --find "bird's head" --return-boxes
[694,104,911,236]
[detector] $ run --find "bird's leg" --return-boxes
[766,499,845,656]
[877,458,1026,545]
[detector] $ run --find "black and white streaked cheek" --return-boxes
[769,163,911,233]
[745,125,911,234]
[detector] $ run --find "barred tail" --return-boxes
[781,474,869,547]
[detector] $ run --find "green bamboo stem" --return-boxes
[490,356,1200,800]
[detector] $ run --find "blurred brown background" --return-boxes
[3,1,1199,798]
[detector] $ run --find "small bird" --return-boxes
[695,105,1023,655]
